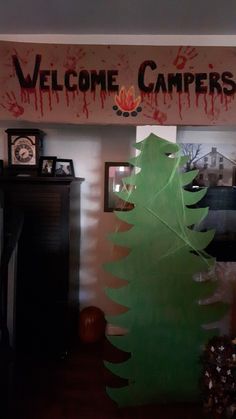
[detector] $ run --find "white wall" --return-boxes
[1,34,236,45]
[177,126,236,145]
[137,126,177,142]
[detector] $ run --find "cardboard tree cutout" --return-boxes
[104,134,227,407]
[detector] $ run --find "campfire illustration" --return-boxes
[113,86,142,117]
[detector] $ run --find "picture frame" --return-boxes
[104,162,134,212]
[179,142,236,262]
[179,143,236,187]
[55,159,75,177]
[38,156,56,177]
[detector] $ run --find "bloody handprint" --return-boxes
[64,47,86,70]
[1,92,24,117]
[13,48,34,66]
[144,108,167,124]
[152,109,167,124]
[173,46,198,70]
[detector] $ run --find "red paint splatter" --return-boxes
[13,48,28,65]
[173,46,198,70]
[203,94,208,115]
[28,89,38,111]
[20,89,27,103]
[53,91,60,104]
[34,89,38,111]
[20,88,39,111]
[48,90,52,111]
[83,93,89,118]
[186,92,191,108]
[100,91,107,108]
[39,89,44,117]
[63,89,77,107]
[144,93,162,113]
[153,109,167,124]
[26,90,30,104]
[1,91,24,117]
[72,90,78,101]
[65,90,70,107]
[163,92,167,105]
[178,93,183,120]
[141,91,146,103]
[224,95,228,111]
[64,47,86,70]
[144,108,167,124]
[64,55,77,71]
[154,93,158,106]
[209,93,214,117]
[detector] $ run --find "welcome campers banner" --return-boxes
[1,41,236,125]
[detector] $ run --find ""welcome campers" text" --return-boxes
[13,55,236,96]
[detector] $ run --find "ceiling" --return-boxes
[0,0,236,35]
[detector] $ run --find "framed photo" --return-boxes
[55,159,75,177]
[179,143,236,187]
[179,143,236,262]
[104,162,134,212]
[38,156,56,176]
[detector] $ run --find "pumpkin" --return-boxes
[79,306,106,343]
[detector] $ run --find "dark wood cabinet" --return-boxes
[0,176,84,359]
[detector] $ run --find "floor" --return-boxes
[7,338,206,419]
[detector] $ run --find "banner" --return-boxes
[1,41,236,125]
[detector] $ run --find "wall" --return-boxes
[1,34,236,45]
[137,126,177,143]
[177,126,236,145]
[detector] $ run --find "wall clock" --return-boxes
[5,128,45,174]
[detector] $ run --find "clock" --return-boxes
[6,128,45,174]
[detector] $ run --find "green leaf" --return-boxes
[180,170,199,186]
[183,188,207,205]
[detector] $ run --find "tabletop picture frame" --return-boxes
[38,156,57,176]
[104,162,134,212]
[55,159,75,177]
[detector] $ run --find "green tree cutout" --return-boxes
[104,134,227,407]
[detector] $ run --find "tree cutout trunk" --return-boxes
[104,134,227,407]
